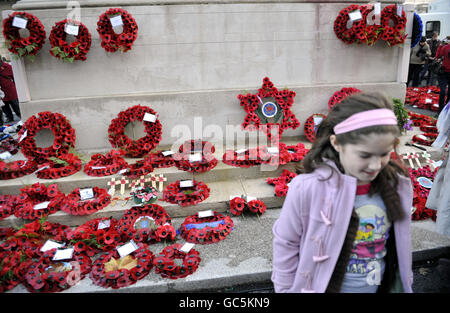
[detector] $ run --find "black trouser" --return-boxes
[408,63,423,87]
[1,99,21,121]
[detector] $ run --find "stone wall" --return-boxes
[4,1,413,152]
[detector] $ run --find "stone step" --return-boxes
[6,209,450,293]
[0,136,308,195]
[0,175,287,228]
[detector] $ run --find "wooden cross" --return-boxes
[107,177,118,196]
[412,153,422,168]
[128,180,138,193]
[401,153,415,168]
[157,174,167,192]
[138,176,146,188]
[145,174,158,189]
[118,177,129,195]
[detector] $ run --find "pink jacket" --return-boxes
[272,160,414,293]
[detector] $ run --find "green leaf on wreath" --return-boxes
[25,45,34,53]
[26,54,36,63]
[51,46,61,56]
[17,47,26,56]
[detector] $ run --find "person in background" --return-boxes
[419,31,440,86]
[0,58,21,123]
[408,36,431,87]
[436,37,450,113]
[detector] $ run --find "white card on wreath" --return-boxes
[65,23,79,36]
[180,243,195,253]
[109,15,124,27]
[0,151,13,160]
[198,210,214,218]
[98,219,111,230]
[12,16,28,29]
[189,153,202,163]
[117,240,139,258]
[52,247,74,261]
[143,112,157,123]
[162,150,175,157]
[396,5,403,16]
[19,130,27,143]
[349,10,362,21]
[79,188,94,200]
[425,99,432,104]
[40,240,65,252]
[235,148,247,154]
[313,116,323,126]
[246,195,257,202]
[33,201,51,211]
[180,180,194,188]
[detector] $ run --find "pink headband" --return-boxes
[333,108,398,134]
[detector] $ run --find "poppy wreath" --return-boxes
[83,150,128,177]
[0,137,19,156]
[304,114,327,143]
[266,169,297,198]
[412,133,438,146]
[407,111,437,127]
[380,5,407,46]
[229,197,267,216]
[18,111,76,164]
[90,243,153,289]
[153,243,201,279]
[419,124,438,134]
[360,4,383,46]
[0,250,32,293]
[68,217,122,257]
[117,204,175,243]
[1,219,71,258]
[405,87,440,110]
[146,150,176,168]
[257,145,292,167]
[174,140,218,173]
[2,11,46,62]
[229,197,246,216]
[97,8,138,53]
[23,248,92,293]
[408,166,436,221]
[0,194,18,220]
[285,143,309,162]
[61,187,111,216]
[14,183,65,220]
[108,105,163,158]
[35,153,82,180]
[162,180,210,207]
[124,158,154,178]
[0,159,37,180]
[239,77,300,144]
[328,87,361,111]
[333,5,367,44]
[222,148,261,168]
[178,211,234,244]
[49,19,91,62]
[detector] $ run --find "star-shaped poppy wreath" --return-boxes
[238,77,300,144]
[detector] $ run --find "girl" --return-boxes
[272,92,413,293]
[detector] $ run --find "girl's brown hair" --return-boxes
[298,92,407,221]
